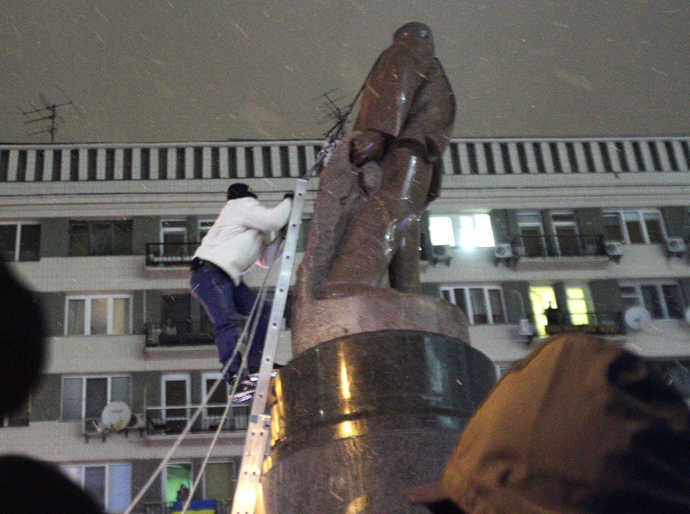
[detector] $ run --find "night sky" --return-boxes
[1,0,688,143]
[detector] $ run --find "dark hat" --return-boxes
[227,182,257,200]
[406,334,690,513]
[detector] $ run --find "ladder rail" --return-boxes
[231,177,309,514]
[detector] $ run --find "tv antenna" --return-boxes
[20,93,74,143]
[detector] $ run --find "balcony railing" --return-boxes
[516,234,605,258]
[146,242,199,267]
[145,404,249,436]
[144,498,232,514]
[145,322,214,347]
[545,310,625,336]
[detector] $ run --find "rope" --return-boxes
[123,260,276,514]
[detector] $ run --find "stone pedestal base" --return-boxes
[260,330,495,513]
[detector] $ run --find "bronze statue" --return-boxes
[292,22,458,353]
[326,22,455,295]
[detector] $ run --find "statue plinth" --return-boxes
[261,330,495,513]
[291,290,469,356]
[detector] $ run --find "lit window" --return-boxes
[65,295,132,336]
[440,285,506,325]
[429,214,494,248]
[0,222,40,262]
[60,463,131,512]
[61,375,130,421]
[603,209,666,244]
[565,286,592,325]
[429,216,455,246]
[619,281,684,319]
[529,286,557,336]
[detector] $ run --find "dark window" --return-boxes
[70,150,79,180]
[297,146,306,175]
[17,150,27,181]
[52,150,62,180]
[211,147,220,178]
[662,285,683,319]
[516,144,528,173]
[279,146,290,177]
[0,150,8,181]
[467,144,478,174]
[141,148,150,179]
[88,149,97,180]
[615,142,629,172]
[194,147,203,178]
[549,143,562,173]
[105,149,115,180]
[227,147,237,177]
[599,142,613,172]
[565,143,578,172]
[499,144,512,174]
[603,213,623,242]
[649,141,661,170]
[244,147,254,177]
[484,143,495,174]
[35,150,45,180]
[69,220,133,256]
[262,146,272,176]
[159,148,168,178]
[123,148,133,180]
[176,148,185,179]
[533,143,545,173]
[583,143,595,172]
[450,143,461,174]
[0,223,41,262]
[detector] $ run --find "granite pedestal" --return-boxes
[260,330,495,513]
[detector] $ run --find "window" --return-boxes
[429,213,494,249]
[61,375,130,421]
[161,219,187,257]
[202,372,229,420]
[163,462,193,503]
[551,211,580,256]
[162,374,191,423]
[518,212,546,257]
[0,222,40,262]
[603,209,666,244]
[440,285,506,325]
[619,281,684,319]
[61,463,131,513]
[198,219,215,241]
[565,285,593,325]
[69,220,132,256]
[204,461,238,502]
[65,295,132,335]
[529,286,557,336]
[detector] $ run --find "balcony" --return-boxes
[513,234,610,270]
[144,499,232,514]
[144,322,216,359]
[145,242,198,276]
[144,404,249,440]
[544,309,626,337]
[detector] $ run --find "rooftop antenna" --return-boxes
[20,92,74,143]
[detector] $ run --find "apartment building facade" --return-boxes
[1,135,689,512]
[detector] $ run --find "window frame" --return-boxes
[517,211,547,257]
[162,461,194,503]
[564,283,594,326]
[60,462,131,513]
[619,280,684,320]
[64,294,133,336]
[162,373,191,423]
[60,375,131,421]
[0,221,40,262]
[550,210,580,256]
[603,209,667,244]
[201,372,229,421]
[198,218,215,241]
[68,219,133,256]
[440,285,508,325]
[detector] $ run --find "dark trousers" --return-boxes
[189,262,270,382]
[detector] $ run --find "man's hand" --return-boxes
[350,130,387,166]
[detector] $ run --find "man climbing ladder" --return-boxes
[189,183,293,392]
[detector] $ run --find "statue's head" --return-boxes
[393,22,434,51]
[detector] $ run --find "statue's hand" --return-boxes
[350,131,387,166]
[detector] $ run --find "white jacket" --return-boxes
[193,196,292,284]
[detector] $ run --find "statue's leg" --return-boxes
[323,145,431,296]
[389,216,422,293]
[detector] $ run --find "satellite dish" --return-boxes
[624,306,652,331]
[101,401,132,431]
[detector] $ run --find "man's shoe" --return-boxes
[232,381,256,403]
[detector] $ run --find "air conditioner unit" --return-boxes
[494,243,513,259]
[430,245,452,266]
[518,318,534,337]
[604,241,623,262]
[666,237,687,256]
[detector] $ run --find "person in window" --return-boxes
[176,483,190,503]
[189,183,292,385]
